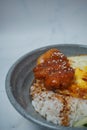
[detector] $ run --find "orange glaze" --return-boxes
[68,84,87,99]
[33,49,74,90]
[55,83,87,99]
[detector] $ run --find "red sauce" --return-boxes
[33,49,74,90]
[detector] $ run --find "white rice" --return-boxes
[30,56,87,126]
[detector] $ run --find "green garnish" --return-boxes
[73,117,87,127]
[83,123,87,127]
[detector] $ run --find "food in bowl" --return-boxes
[30,48,87,127]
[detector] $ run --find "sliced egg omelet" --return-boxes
[68,55,87,99]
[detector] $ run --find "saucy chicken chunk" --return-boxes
[33,49,74,90]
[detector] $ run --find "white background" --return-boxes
[0,0,87,130]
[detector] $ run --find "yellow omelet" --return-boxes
[68,56,87,99]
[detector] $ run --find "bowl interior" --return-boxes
[6,44,87,130]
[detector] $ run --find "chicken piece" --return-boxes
[37,48,67,64]
[33,48,74,90]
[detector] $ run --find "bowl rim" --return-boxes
[5,43,87,130]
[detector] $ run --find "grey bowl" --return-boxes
[5,44,87,130]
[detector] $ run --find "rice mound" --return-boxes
[30,80,87,126]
